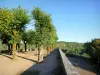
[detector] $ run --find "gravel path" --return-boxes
[0,51,37,75]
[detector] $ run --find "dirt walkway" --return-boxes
[0,51,38,75]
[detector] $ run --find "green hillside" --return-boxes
[56,41,84,55]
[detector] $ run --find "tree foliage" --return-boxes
[0,8,13,35]
[0,6,30,43]
[32,7,58,47]
[78,39,100,72]
[83,38,100,67]
[22,30,36,45]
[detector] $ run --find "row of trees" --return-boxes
[32,8,58,61]
[0,6,58,61]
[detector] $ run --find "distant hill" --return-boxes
[55,41,84,55]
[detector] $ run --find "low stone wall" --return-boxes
[59,49,80,75]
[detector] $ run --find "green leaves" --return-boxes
[11,6,30,31]
[84,38,100,59]
[22,30,36,45]
[83,38,100,67]
[0,6,58,51]
[0,8,13,34]
[32,7,58,47]
[8,35,14,44]
[0,6,30,44]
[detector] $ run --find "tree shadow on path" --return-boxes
[17,55,38,63]
[1,54,13,59]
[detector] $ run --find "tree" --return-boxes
[22,30,36,52]
[32,7,46,62]
[32,7,58,62]
[22,31,28,52]
[0,8,13,54]
[11,6,30,59]
[48,25,58,52]
[0,8,13,34]
[0,6,30,59]
[0,33,13,54]
[84,38,100,69]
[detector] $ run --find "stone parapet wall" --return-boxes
[59,49,80,75]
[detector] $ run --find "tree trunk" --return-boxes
[24,43,27,52]
[37,44,41,62]
[51,45,53,51]
[12,43,16,59]
[8,44,10,54]
[29,44,31,51]
[16,44,18,50]
[50,45,52,53]
[18,44,20,52]
[46,46,48,55]
[16,43,20,53]
[47,46,50,54]
[8,44,13,55]
[38,48,40,62]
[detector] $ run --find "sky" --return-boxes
[0,0,100,43]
